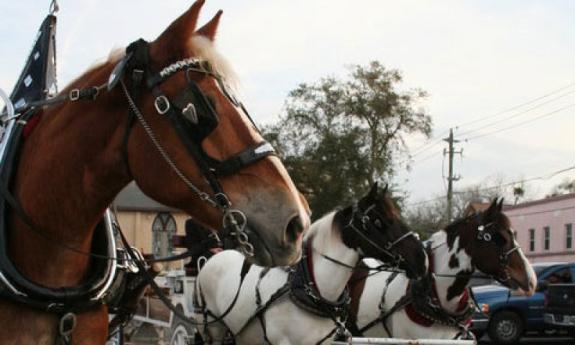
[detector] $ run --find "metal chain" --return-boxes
[120,80,218,208]
[121,80,255,257]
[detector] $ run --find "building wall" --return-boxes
[506,195,575,263]
[116,210,189,255]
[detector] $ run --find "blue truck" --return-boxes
[471,262,575,344]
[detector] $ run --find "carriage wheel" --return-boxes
[169,321,202,345]
[488,310,524,344]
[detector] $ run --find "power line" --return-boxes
[407,164,575,207]
[457,89,575,138]
[454,82,575,130]
[407,82,574,159]
[410,129,450,158]
[464,102,575,141]
[410,151,442,166]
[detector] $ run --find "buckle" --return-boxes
[59,312,77,337]
[69,89,80,101]
[154,95,170,115]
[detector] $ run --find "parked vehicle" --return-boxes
[544,283,575,330]
[471,262,575,344]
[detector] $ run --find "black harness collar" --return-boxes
[289,238,351,319]
[0,110,127,314]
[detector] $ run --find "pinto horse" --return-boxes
[195,183,428,345]
[350,199,536,340]
[0,1,310,344]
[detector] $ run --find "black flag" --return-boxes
[9,14,58,109]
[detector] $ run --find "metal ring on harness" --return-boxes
[223,209,254,257]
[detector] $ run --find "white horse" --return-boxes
[349,199,537,340]
[195,183,428,345]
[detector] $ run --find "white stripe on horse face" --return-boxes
[513,235,536,286]
[448,236,472,272]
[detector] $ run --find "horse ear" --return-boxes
[368,182,379,199]
[383,183,389,194]
[485,198,498,215]
[151,0,205,60]
[196,10,223,41]
[498,198,505,211]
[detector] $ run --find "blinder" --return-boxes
[114,38,276,180]
[345,203,417,268]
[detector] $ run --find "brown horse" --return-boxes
[0,1,310,344]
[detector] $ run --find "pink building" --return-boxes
[504,193,575,263]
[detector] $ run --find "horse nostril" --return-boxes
[285,215,304,244]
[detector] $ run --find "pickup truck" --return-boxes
[543,283,575,331]
[471,262,575,344]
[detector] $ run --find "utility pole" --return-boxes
[443,128,462,221]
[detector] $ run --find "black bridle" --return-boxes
[114,39,277,258]
[345,203,419,269]
[470,212,520,284]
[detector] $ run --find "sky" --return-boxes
[1,0,574,207]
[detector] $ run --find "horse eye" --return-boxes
[493,232,506,246]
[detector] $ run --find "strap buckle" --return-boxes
[69,89,80,101]
[154,95,170,115]
[59,312,77,337]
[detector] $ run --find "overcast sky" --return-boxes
[1,0,574,206]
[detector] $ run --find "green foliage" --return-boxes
[264,61,432,219]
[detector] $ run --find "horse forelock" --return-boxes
[187,36,239,88]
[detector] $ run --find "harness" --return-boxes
[0,33,277,342]
[216,239,350,345]
[348,246,475,338]
[348,211,519,340]
[200,200,419,345]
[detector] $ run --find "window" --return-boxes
[545,267,573,284]
[567,224,573,250]
[152,212,177,258]
[543,226,550,251]
[529,229,535,252]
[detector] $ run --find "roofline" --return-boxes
[504,192,575,211]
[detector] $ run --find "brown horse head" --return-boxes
[122,0,310,267]
[447,199,537,296]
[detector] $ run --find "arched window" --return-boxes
[152,212,177,258]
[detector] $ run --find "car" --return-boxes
[544,283,575,331]
[471,262,575,344]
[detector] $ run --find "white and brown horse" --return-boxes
[349,199,536,340]
[195,183,428,345]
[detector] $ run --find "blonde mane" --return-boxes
[188,36,239,88]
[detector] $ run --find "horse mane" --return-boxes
[59,35,238,98]
[380,195,401,221]
[188,36,238,87]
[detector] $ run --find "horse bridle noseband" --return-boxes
[346,203,418,269]
[114,39,276,257]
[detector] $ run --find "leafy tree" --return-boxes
[548,178,575,197]
[264,61,432,218]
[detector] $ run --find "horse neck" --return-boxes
[9,64,131,286]
[429,230,473,313]
[308,212,359,302]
